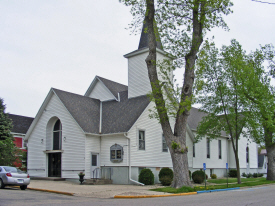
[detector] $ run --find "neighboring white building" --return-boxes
[25,25,258,184]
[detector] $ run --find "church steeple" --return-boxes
[138,20,163,50]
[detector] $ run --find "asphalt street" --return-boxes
[0,185,274,206]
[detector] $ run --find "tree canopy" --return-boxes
[120,0,233,188]
[0,98,20,166]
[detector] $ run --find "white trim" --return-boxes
[43,150,64,153]
[25,89,54,140]
[84,76,118,101]
[124,47,174,59]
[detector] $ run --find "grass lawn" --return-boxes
[151,178,275,194]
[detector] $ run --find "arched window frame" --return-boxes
[110,144,123,163]
[53,119,62,150]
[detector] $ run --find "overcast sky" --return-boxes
[1,0,274,118]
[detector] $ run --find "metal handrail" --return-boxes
[92,168,100,179]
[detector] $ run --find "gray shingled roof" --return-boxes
[187,107,207,131]
[101,91,150,134]
[52,81,226,136]
[8,114,34,134]
[53,88,100,134]
[53,88,150,134]
[138,20,163,50]
[97,76,128,99]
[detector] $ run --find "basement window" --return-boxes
[110,144,123,163]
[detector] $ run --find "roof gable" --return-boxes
[53,88,100,134]
[8,114,34,134]
[84,76,128,101]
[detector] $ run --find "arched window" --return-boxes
[53,119,62,150]
[110,144,123,163]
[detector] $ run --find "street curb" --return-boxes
[114,192,197,198]
[28,187,74,196]
[197,187,240,194]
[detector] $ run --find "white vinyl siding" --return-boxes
[127,50,173,99]
[28,93,86,178]
[85,135,100,178]
[100,135,128,167]
[88,80,115,101]
[128,102,172,168]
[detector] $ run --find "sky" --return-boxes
[1,0,275,118]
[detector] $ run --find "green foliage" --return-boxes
[159,167,174,180]
[139,168,154,185]
[246,173,253,178]
[171,141,180,150]
[159,176,173,186]
[242,172,247,177]
[252,173,258,178]
[228,169,237,178]
[211,174,217,179]
[159,167,173,186]
[0,98,20,166]
[189,170,191,180]
[120,0,233,188]
[192,170,206,184]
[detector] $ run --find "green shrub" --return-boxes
[159,168,173,180]
[159,176,173,186]
[189,170,191,180]
[253,173,258,178]
[242,172,247,177]
[247,173,252,178]
[192,174,204,184]
[228,169,237,178]
[258,173,264,177]
[192,170,206,184]
[210,174,217,179]
[158,168,173,186]
[139,169,154,185]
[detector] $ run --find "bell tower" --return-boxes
[124,21,173,99]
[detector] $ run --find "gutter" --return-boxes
[124,133,144,186]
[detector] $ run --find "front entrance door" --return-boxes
[91,153,100,178]
[48,153,61,177]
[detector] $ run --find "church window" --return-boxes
[53,119,62,150]
[110,144,123,163]
[139,130,145,150]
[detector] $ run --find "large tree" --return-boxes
[120,0,233,188]
[195,39,253,184]
[238,44,275,180]
[0,98,19,166]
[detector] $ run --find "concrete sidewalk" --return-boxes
[27,180,171,198]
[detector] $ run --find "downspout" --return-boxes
[99,102,102,134]
[124,133,144,186]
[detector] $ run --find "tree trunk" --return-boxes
[266,144,275,180]
[234,153,241,184]
[264,126,275,180]
[144,0,192,188]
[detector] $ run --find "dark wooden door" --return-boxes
[48,153,61,177]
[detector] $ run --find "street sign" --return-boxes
[203,163,206,170]
[226,163,228,170]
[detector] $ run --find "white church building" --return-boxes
[25,25,258,184]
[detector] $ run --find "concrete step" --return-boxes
[83,179,113,185]
[30,177,66,181]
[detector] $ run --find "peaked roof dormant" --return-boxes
[84,76,128,101]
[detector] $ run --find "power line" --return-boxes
[252,0,275,4]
